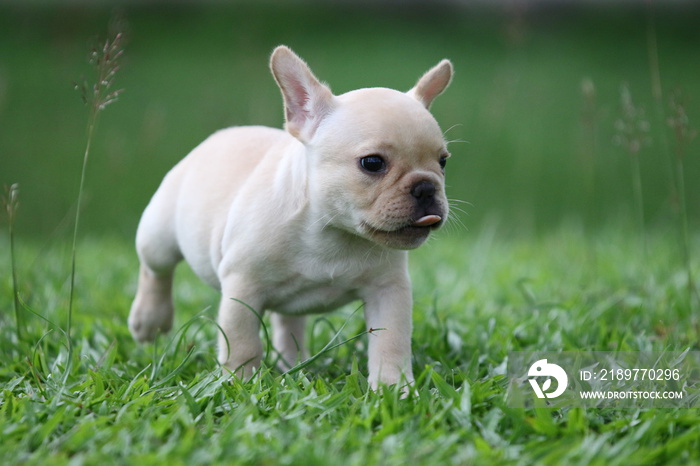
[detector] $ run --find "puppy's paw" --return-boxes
[221,356,262,381]
[128,300,173,342]
[369,377,416,399]
[218,340,263,381]
[368,363,415,398]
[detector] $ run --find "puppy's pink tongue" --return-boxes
[414,215,442,227]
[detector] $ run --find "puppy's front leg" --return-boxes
[362,274,414,390]
[217,276,265,379]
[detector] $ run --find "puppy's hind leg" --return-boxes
[271,314,308,371]
[128,199,182,342]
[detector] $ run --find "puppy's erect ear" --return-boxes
[407,59,453,109]
[270,46,335,142]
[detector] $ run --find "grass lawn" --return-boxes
[1,224,698,465]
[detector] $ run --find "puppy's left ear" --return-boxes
[270,46,336,142]
[407,59,453,109]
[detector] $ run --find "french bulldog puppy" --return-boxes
[128,45,453,389]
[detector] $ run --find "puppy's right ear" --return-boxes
[270,46,335,142]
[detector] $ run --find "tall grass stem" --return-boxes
[70,33,125,327]
[668,92,699,308]
[3,183,22,340]
[630,154,647,256]
[67,123,95,342]
[647,2,697,309]
[674,157,693,302]
[614,84,650,257]
[66,30,124,379]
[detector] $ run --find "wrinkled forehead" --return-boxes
[319,88,447,151]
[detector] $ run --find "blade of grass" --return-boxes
[282,305,378,376]
[3,183,22,340]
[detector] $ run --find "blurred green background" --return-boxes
[1,1,699,239]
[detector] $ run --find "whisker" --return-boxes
[362,241,388,266]
[444,198,470,233]
[319,213,338,230]
[443,123,463,137]
[309,212,329,228]
[439,215,467,235]
[448,198,473,207]
[449,210,470,221]
[448,203,470,214]
[446,138,469,146]
[447,214,468,232]
[448,200,472,215]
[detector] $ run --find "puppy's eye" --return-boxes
[360,155,386,173]
[439,156,448,170]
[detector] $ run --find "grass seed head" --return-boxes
[75,31,125,116]
[3,183,19,223]
[668,89,697,159]
[614,84,651,156]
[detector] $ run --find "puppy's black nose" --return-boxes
[411,181,436,207]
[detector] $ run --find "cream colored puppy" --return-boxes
[128,46,453,389]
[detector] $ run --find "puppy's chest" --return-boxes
[261,258,373,315]
[267,281,358,315]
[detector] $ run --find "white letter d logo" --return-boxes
[528,359,568,399]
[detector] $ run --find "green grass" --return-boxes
[1,225,698,465]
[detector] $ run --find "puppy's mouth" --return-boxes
[361,215,444,249]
